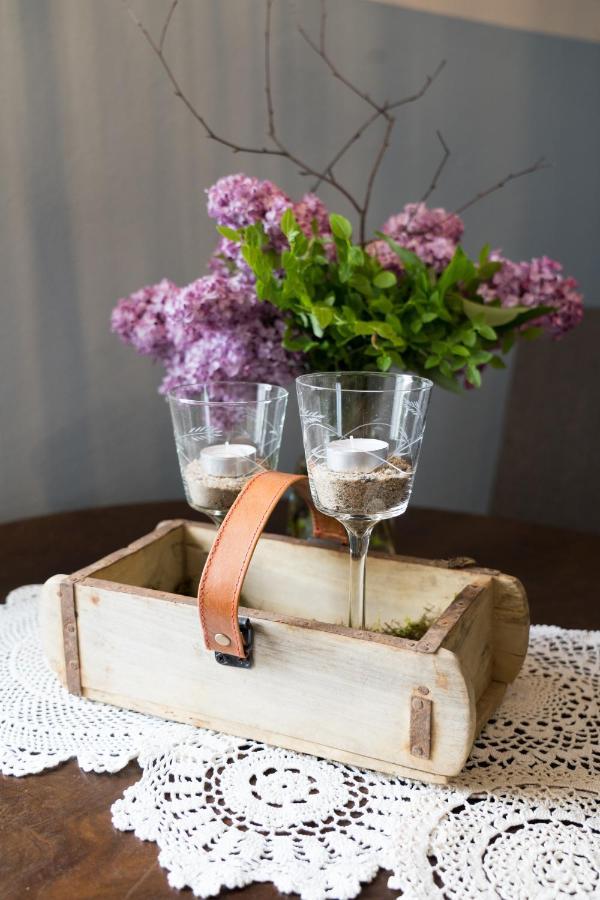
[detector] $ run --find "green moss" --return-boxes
[370,609,435,641]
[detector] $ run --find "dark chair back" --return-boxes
[492,309,600,533]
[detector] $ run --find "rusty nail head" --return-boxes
[412,745,424,757]
[69,660,79,670]
[418,686,430,695]
[66,623,76,635]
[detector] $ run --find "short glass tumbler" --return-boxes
[296,372,432,629]
[168,382,288,524]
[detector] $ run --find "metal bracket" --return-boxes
[214,617,254,669]
[409,689,432,760]
[60,578,82,696]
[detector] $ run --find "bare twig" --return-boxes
[122,0,285,157]
[298,24,385,115]
[406,154,551,236]
[420,130,450,204]
[310,59,446,192]
[263,0,362,213]
[159,0,179,53]
[454,156,551,215]
[361,115,395,243]
[388,58,446,110]
[319,0,326,52]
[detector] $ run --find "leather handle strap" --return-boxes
[198,471,346,658]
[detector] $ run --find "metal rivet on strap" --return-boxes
[214,633,231,647]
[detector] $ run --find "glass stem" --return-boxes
[209,511,227,528]
[344,523,374,630]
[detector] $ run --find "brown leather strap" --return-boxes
[198,471,346,658]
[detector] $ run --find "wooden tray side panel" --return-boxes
[184,522,493,627]
[491,574,530,683]
[439,582,495,703]
[41,579,476,778]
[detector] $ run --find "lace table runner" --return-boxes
[1,585,599,898]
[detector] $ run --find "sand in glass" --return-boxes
[297,372,432,628]
[168,382,288,525]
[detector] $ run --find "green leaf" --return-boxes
[280,208,298,238]
[373,270,397,289]
[309,314,324,338]
[501,332,516,354]
[349,274,373,297]
[424,355,441,369]
[217,225,240,242]
[489,355,507,370]
[477,323,497,341]
[520,325,544,341]
[376,354,393,372]
[312,305,335,330]
[462,297,531,327]
[465,363,482,388]
[470,350,493,365]
[451,345,470,358]
[374,232,425,275]
[348,246,365,267]
[329,213,353,241]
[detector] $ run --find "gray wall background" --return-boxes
[1,0,598,523]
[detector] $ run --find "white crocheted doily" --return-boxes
[1,585,599,899]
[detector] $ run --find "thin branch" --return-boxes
[263,0,362,214]
[360,114,395,243]
[319,0,327,52]
[159,0,179,53]
[122,0,285,156]
[454,156,551,215]
[123,0,450,240]
[298,24,385,115]
[420,130,450,204]
[388,58,446,110]
[310,59,446,191]
[264,0,277,137]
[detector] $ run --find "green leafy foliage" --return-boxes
[232,213,548,389]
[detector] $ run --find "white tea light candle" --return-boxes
[326,436,389,473]
[200,442,256,477]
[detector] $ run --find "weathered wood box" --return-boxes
[41,477,529,784]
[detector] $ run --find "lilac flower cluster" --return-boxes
[110,278,177,359]
[112,174,334,392]
[478,253,584,338]
[367,202,464,273]
[112,173,583,393]
[112,269,303,393]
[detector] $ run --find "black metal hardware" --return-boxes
[214,617,254,668]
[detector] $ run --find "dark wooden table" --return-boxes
[1,502,598,899]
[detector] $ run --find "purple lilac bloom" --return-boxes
[111,278,178,358]
[206,173,291,232]
[366,202,464,274]
[478,252,584,338]
[163,272,263,351]
[293,193,331,238]
[159,317,303,394]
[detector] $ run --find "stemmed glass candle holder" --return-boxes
[297,372,432,629]
[168,382,288,524]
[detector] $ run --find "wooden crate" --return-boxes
[41,516,529,784]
